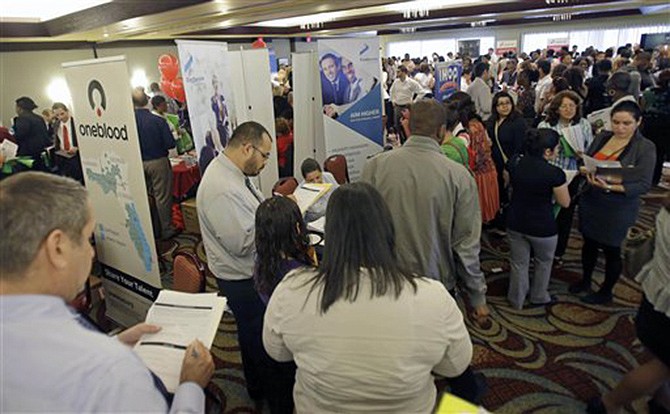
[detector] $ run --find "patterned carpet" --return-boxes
[127,187,667,413]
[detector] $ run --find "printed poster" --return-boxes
[63,56,161,326]
[434,61,462,103]
[176,40,235,174]
[318,37,383,181]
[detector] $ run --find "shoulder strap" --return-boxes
[493,120,509,164]
[444,141,473,174]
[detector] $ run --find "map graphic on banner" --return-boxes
[434,61,462,103]
[63,56,161,326]
[318,37,383,181]
[84,152,153,272]
[176,40,234,174]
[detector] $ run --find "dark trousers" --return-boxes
[56,154,84,184]
[581,237,622,295]
[393,104,409,143]
[143,157,176,239]
[216,278,295,413]
[554,177,582,257]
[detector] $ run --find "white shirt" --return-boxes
[390,77,422,106]
[534,75,553,113]
[1,295,204,413]
[414,72,434,97]
[263,269,473,414]
[466,77,493,120]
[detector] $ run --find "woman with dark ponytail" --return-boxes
[506,128,570,309]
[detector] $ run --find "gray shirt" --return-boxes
[361,135,487,307]
[466,77,492,121]
[197,153,264,280]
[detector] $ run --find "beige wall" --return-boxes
[0,44,178,126]
[0,49,92,126]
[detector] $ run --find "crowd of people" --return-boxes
[1,39,669,414]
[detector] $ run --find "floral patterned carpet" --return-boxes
[137,188,667,413]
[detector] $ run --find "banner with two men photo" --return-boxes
[318,38,383,181]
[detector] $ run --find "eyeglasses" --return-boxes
[559,104,577,110]
[251,145,271,160]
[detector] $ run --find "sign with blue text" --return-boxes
[434,61,462,103]
[318,37,383,181]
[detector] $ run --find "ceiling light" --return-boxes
[552,13,572,21]
[400,27,417,33]
[253,11,343,28]
[0,0,111,23]
[253,0,482,28]
[545,0,578,4]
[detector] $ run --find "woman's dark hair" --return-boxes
[611,100,642,122]
[490,91,520,123]
[517,68,539,88]
[310,182,416,313]
[274,117,291,136]
[552,77,570,94]
[446,91,479,126]
[545,90,583,126]
[523,128,560,157]
[551,63,568,79]
[563,67,585,94]
[444,107,460,131]
[300,158,321,178]
[254,196,313,297]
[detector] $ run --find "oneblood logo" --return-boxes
[88,80,106,117]
[79,79,129,141]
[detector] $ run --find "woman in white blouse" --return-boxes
[263,182,474,414]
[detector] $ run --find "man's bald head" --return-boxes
[131,88,149,108]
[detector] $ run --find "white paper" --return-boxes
[587,107,611,132]
[560,124,585,153]
[307,216,326,233]
[582,154,621,173]
[0,139,18,160]
[293,183,332,214]
[134,290,226,392]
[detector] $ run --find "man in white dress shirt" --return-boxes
[466,62,493,120]
[0,172,214,413]
[389,66,422,139]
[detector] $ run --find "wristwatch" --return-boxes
[605,184,612,193]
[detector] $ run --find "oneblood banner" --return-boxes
[63,56,161,327]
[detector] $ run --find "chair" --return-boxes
[69,278,92,313]
[272,177,299,196]
[173,251,206,293]
[324,154,349,184]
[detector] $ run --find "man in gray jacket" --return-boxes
[362,99,489,320]
[362,99,489,403]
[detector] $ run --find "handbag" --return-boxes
[622,225,656,278]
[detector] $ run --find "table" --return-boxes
[171,158,200,230]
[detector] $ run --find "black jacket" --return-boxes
[14,112,51,157]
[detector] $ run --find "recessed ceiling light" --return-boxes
[252,0,483,28]
[0,0,111,23]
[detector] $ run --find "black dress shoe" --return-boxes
[586,397,607,414]
[569,280,591,294]
[581,291,613,305]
